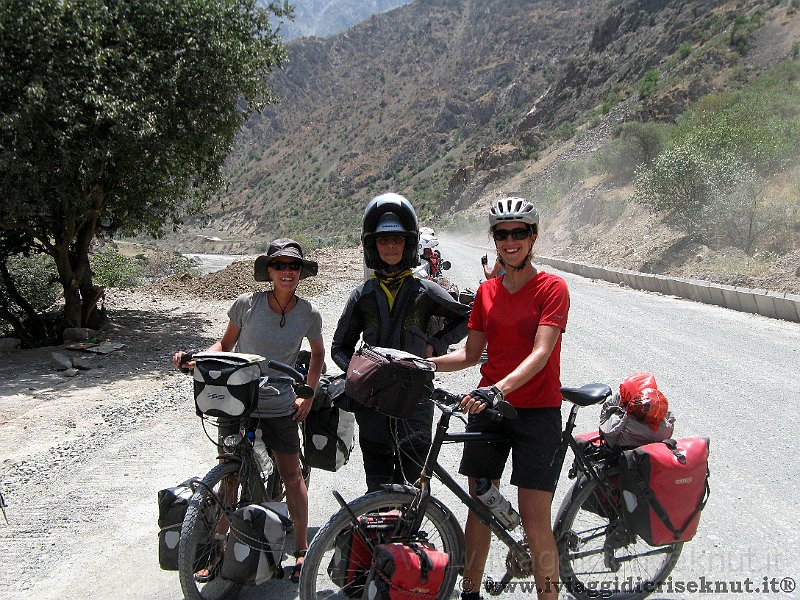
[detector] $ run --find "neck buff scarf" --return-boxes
[374,269,412,309]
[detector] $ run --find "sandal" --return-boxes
[194,539,225,583]
[290,550,307,584]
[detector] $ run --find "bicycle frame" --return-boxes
[404,385,619,580]
[406,394,531,568]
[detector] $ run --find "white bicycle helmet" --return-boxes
[489,196,540,229]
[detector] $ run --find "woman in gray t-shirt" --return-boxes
[173,238,324,583]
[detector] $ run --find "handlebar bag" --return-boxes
[617,437,710,546]
[157,478,200,570]
[220,502,292,585]
[192,351,263,418]
[302,403,356,472]
[345,345,435,419]
[363,541,449,600]
[328,513,401,596]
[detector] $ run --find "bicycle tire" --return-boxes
[299,489,464,599]
[178,462,248,600]
[555,475,682,600]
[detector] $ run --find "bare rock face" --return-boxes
[474,144,524,172]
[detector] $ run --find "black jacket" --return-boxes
[332,276,470,371]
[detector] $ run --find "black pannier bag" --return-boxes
[328,513,401,597]
[618,437,710,546]
[192,351,263,418]
[303,379,356,471]
[220,502,292,585]
[345,346,435,419]
[157,478,199,570]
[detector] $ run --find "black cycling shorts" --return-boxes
[459,406,562,492]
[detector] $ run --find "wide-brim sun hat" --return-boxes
[254,238,318,281]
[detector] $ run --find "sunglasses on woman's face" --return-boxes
[270,261,302,271]
[492,227,531,241]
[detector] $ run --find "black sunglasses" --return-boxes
[270,261,302,271]
[492,227,531,241]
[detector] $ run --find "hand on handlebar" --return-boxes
[172,351,195,372]
[461,386,517,419]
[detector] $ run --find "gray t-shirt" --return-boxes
[228,291,323,418]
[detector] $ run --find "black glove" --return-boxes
[481,254,488,266]
[468,386,517,419]
[468,385,502,404]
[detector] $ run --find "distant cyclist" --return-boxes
[332,193,470,492]
[432,196,569,600]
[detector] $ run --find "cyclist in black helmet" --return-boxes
[331,193,470,492]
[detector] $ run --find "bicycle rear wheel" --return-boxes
[299,489,464,599]
[178,462,253,600]
[555,476,682,600]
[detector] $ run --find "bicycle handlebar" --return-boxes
[431,387,517,422]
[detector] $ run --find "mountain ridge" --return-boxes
[163,0,799,293]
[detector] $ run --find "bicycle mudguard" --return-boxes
[379,484,466,564]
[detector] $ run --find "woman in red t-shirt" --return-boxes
[431,196,569,600]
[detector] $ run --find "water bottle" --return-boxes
[246,431,273,482]
[474,477,521,530]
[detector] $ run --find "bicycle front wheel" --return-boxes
[178,462,246,600]
[555,476,682,600]
[300,489,464,599]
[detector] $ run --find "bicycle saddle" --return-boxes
[560,383,613,406]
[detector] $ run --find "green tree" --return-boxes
[0,0,290,343]
[597,121,672,183]
[633,142,735,240]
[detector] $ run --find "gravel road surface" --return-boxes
[1,242,797,599]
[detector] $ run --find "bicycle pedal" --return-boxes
[483,576,509,596]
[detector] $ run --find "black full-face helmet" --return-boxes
[362,193,420,270]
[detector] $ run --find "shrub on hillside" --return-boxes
[91,248,144,288]
[596,121,672,183]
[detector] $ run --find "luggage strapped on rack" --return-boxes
[618,437,711,546]
[362,541,450,599]
[220,502,293,585]
[157,478,200,570]
[328,512,401,597]
[303,373,356,471]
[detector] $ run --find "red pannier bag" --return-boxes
[328,513,401,597]
[618,437,710,546]
[362,542,449,600]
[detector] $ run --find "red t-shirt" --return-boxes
[468,271,569,408]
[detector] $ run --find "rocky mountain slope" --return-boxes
[270,0,412,40]
[167,0,799,293]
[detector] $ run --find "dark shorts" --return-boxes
[218,415,301,455]
[459,407,562,492]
